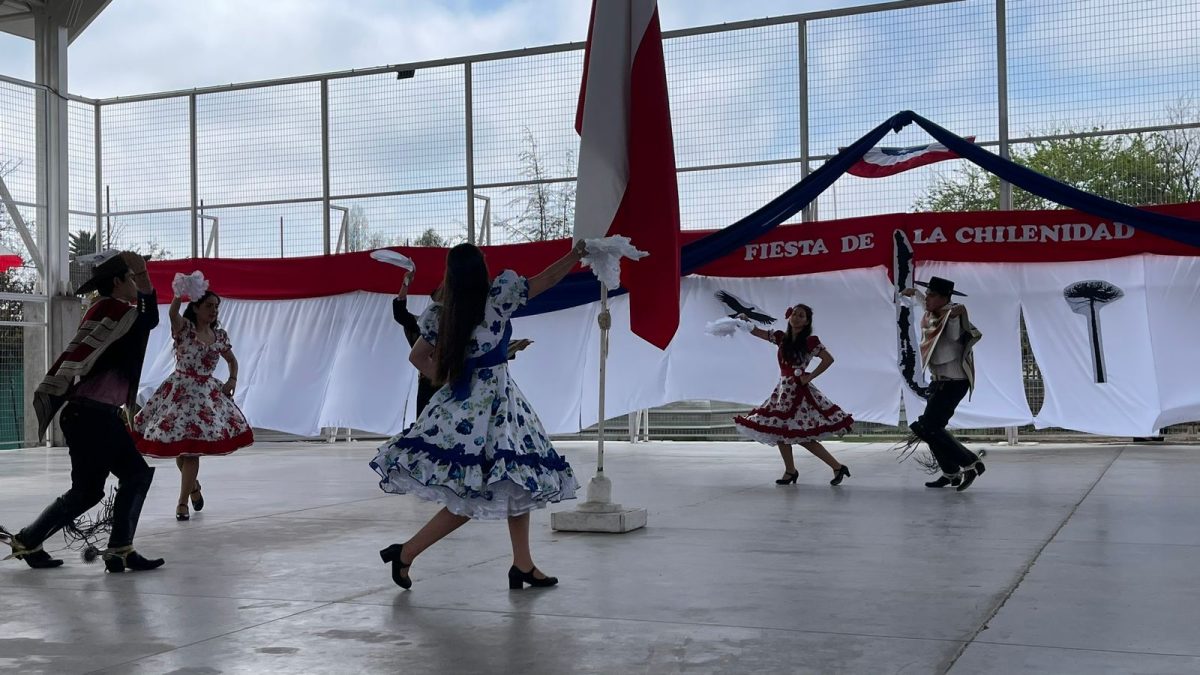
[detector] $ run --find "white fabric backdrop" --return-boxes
[1020,257,1161,435]
[136,256,1200,437]
[1146,255,1200,430]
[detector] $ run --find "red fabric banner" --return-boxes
[147,203,1200,302]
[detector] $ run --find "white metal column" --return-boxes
[33,14,69,296]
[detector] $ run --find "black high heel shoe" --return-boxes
[508,565,558,589]
[830,465,851,486]
[190,483,204,512]
[775,470,799,485]
[380,543,412,589]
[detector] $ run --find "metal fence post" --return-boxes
[320,78,331,255]
[465,62,476,245]
[189,93,199,259]
[996,0,1019,446]
[996,0,1011,212]
[94,102,103,249]
[798,19,814,223]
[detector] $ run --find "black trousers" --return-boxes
[18,401,155,550]
[415,376,436,420]
[910,379,980,475]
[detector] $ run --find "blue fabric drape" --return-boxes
[518,111,1200,318]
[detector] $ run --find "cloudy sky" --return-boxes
[1,0,880,98]
[1,0,1194,257]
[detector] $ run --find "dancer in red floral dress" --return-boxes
[133,290,253,520]
[733,303,854,486]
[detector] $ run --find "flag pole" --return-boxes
[551,276,646,534]
[596,282,610,474]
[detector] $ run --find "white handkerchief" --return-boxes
[172,271,209,301]
[370,249,416,272]
[705,317,754,338]
[580,235,649,289]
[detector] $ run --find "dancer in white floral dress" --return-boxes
[734,303,854,486]
[134,290,253,521]
[371,241,585,591]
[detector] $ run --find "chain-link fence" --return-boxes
[4,0,1199,444]
[0,77,48,449]
[74,0,1200,254]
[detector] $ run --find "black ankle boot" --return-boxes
[0,527,63,569]
[21,548,64,569]
[508,565,558,589]
[956,461,985,492]
[380,543,412,589]
[103,547,165,573]
[925,474,958,488]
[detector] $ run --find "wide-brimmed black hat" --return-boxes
[74,250,150,295]
[915,276,966,297]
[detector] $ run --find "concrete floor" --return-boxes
[1,439,1199,674]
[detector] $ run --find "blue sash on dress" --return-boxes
[449,322,512,401]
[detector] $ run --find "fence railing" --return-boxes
[4,0,1200,445]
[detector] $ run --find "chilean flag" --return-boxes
[574,0,681,350]
[845,137,975,178]
[0,245,20,273]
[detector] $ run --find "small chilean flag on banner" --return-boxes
[844,137,975,178]
[573,0,681,350]
[0,245,21,272]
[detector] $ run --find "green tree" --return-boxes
[69,230,98,257]
[410,228,447,248]
[504,127,575,242]
[915,133,1200,212]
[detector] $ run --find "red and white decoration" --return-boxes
[141,203,1200,438]
[574,0,681,349]
[845,137,975,178]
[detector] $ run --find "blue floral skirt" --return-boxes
[370,365,579,519]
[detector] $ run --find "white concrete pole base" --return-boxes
[551,474,647,533]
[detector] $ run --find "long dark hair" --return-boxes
[183,290,221,329]
[781,303,813,363]
[434,244,490,386]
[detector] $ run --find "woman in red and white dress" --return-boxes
[134,291,253,520]
[733,304,854,486]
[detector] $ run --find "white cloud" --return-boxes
[15,0,880,98]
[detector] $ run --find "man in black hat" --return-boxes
[900,275,986,491]
[1,250,165,572]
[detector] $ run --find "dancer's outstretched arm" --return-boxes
[528,240,587,299]
[737,314,775,342]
